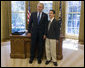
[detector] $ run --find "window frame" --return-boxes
[65,1,81,39]
[11,1,26,33]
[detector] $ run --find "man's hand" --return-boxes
[43,35,46,39]
[27,33,31,37]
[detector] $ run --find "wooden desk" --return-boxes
[10,33,64,60]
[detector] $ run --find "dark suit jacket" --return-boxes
[28,12,48,35]
[45,18,60,40]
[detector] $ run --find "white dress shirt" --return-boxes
[37,12,42,20]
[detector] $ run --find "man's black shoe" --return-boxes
[53,62,58,66]
[45,60,51,65]
[29,59,33,64]
[38,60,42,64]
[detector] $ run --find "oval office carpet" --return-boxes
[1,39,84,67]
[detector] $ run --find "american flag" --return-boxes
[27,1,31,24]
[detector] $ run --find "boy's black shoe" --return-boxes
[45,60,51,65]
[53,62,58,66]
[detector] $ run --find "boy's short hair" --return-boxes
[50,10,55,14]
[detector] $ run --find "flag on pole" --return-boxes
[59,1,62,29]
[27,1,31,24]
[59,1,62,17]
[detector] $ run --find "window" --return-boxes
[66,1,81,38]
[11,1,26,33]
[40,1,53,20]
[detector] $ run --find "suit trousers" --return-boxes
[45,38,57,62]
[30,30,44,60]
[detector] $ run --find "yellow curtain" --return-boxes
[30,1,39,13]
[61,1,66,36]
[53,1,60,20]
[8,1,11,35]
[1,1,10,41]
[79,1,84,44]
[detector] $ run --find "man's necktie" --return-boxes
[38,12,40,24]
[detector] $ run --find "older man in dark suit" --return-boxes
[27,3,48,64]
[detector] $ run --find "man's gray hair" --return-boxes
[37,3,44,8]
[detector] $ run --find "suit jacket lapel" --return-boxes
[51,18,56,25]
[48,18,55,28]
[48,18,55,24]
[35,12,38,23]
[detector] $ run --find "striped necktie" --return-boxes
[37,12,40,24]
